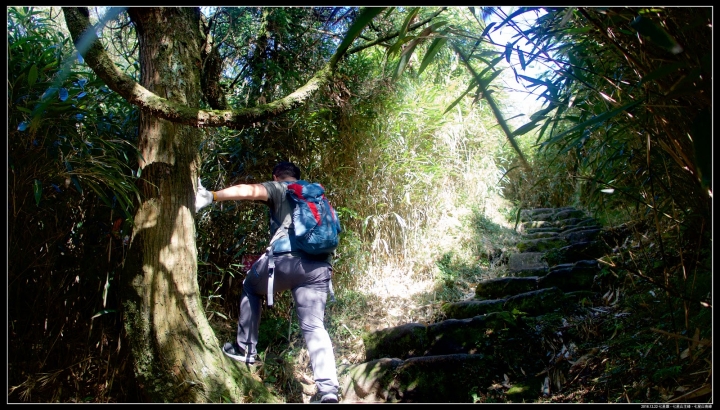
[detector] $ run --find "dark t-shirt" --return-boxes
[261,181,293,253]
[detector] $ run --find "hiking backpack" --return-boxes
[283,180,341,255]
[267,180,342,307]
[265,180,341,307]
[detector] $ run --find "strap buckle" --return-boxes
[267,246,275,307]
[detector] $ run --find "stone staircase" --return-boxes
[336,207,613,403]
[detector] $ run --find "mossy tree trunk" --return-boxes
[108,8,266,402]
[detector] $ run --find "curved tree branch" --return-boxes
[61,6,363,129]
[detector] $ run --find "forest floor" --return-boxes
[209,208,712,404]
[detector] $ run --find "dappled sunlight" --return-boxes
[365,262,435,300]
[135,201,159,229]
[359,261,440,331]
[344,75,527,335]
[160,208,199,296]
[8,4,712,403]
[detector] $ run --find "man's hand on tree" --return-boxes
[195,178,214,212]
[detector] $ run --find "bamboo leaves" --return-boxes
[385,7,450,80]
[691,108,712,189]
[451,41,530,171]
[417,36,448,76]
[398,7,420,41]
[630,15,683,55]
[442,79,478,115]
[337,7,386,57]
[28,64,38,86]
[539,100,642,150]
[480,21,496,39]
[33,179,42,206]
[517,46,527,70]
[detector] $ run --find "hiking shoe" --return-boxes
[320,393,338,403]
[222,342,255,364]
[311,392,338,403]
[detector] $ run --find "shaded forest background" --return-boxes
[8,6,712,403]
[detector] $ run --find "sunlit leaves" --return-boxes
[394,25,434,80]
[443,78,477,115]
[398,7,420,41]
[417,36,448,76]
[451,40,530,170]
[8,6,140,218]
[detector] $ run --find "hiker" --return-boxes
[194,161,340,403]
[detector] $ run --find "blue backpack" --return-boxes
[265,180,341,307]
[283,180,341,255]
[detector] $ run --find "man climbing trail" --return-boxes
[195,162,340,403]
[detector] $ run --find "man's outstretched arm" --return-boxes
[214,184,268,202]
[195,179,268,212]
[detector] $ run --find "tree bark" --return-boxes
[77,7,270,402]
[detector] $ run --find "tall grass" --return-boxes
[325,70,520,347]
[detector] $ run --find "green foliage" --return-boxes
[9,5,713,403]
[502,7,710,224]
[206,7,362,109]
[9,7,140,216]
[8,6,141,403]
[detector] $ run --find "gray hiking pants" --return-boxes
[238,252,339,396]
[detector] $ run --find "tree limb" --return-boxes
[61,6,356,129]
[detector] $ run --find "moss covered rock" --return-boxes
[503,287,565,316]
[363,323,428,361]
[441,299,506,319]
[516,237,568,252]
[476,277,538,299]
[538,260,600,292]
[390,354,499,402]
[338,358,403,403]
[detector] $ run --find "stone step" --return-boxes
[516,236,568,252]
[519,206,579,222]
[476,259,601,299]
[523,231,561,240]
[543,240,610,265]
[519,217,599,234]
[538,259,600,292]
[365,287,575,364]
[363,312,516,361]
[507,252,548,277]
[339,353,521,403]
[475,276,539,299]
